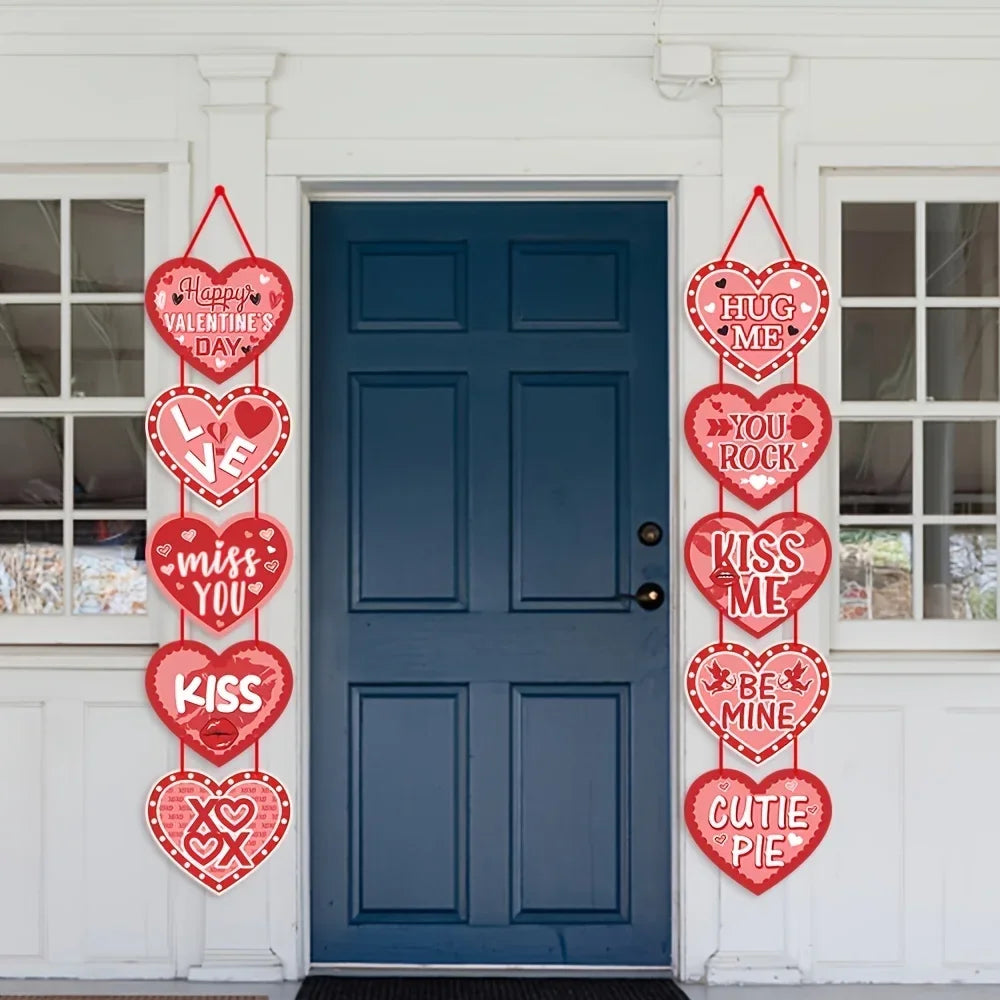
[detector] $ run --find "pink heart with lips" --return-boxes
[686,259,829,381]
[145,639,293,766]
[145,769,291,894]
[147,385,291,509]
[684,512,832,638]
[685,383,831,509]
[145,256,293,384]
[686,768,832,894]
[685,641,831,765]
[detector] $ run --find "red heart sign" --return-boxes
[686,259,829,381]
[685,383,831,509]
[145,640,293,766]
[146,513,292,634]
[146,769,291,894]
[145,256,293,384]
[685,767,832,894]
[685,641,830,765]
[685,512,831,638]
[147,385,290,509]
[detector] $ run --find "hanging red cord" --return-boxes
[179,739,185,771]
[721,185,797,262]
[182,185,258,262]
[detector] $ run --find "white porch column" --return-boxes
[703,50,804,988]
[186,52,286,983]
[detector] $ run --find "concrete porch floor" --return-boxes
[3,981,1000,999]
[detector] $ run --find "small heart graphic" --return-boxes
[171,292,183,305]
[267,545,276,554]
[248,582,263,595]
[789,278,801,289]
[175,582,184,590]
[249,292,261,305]
[160,564,174,576]
[259,273,271,285]
[704,302,716,313]
[155,544,171,557]
[264,560,279,573]
[154,291,166,309]
[715,278,727,288]
[807,805,819,815]
[748,474,771,491]
[788,833,804,847]
[788,413,815,440]
[788,325,800,336]
[215,357,226,369]
[714,834,727,844]
[785,780,798,791]
[241,345,253,354]
[801,302,812,313]
[269,291,283,309]
[180,529,196,542]
[162,274,173,286]
[259,528,275,541]
[216,619,225,628]
[718,781,730,791]
[717,325,729,336]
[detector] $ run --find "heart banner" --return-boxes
[145,640,293,766]
[145,256,292,384]
[146,512,292,634]
[685,382,831,509]
[685,512,831,638]
[685,641,830,765]
[147,385,290,509]
[685,767,832,895]
[146,769,291,894]
[686,259,829,382]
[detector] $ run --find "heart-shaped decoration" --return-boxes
[146,513,293,634]
[685,767,831,895]
[686,259,829,381]
[684,512,832,637]
[147,385,291,509]
[685,641,830,765]
[145,639,293,765]
[685,383,831,509]
[146,769,291,894]
[145,256,293,384]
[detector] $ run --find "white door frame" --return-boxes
[262,160,722,980]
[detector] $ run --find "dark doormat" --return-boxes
[296,977,689,1000]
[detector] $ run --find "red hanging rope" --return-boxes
[721,185,797,262]
[254,741,260,771]
[793,735,799,771]
[182,185,258,262]
[718,736,724,771]
[179,739,185,770]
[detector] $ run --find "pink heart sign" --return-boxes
[685,383,831,509]
[685,641,830,765]
[686,259,829,381]
[145,256,293,384]
[685,512,831,638]
[685,767,832,894]
[146,769,291,894]
[146,513,293,635]
[145,640,293,766]
[147,385,290,509]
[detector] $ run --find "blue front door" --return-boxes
[310,201,670,965]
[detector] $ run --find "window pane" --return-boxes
[926,203,999,298]
[927,308,999,401]
[0,417,63,508]
[840,421,912,514]
[841,308,915,400]
[0,305,60,397]
[72,520,146,615]
[0,200,60,293]
[924,421,996,515]
[924,526,997,620]
[71,200,144,293]
[0,520,63,613]
[71,304,143,397]
[842,203,915,297]
[73,416,145,509]
[839,527,912,620]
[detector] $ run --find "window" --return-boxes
[829,176,1000,649]
[0,177,162,643]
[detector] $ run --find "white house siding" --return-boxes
[0,1,997,987]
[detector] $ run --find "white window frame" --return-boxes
[0,169,176,644]
[825,173,1000,651]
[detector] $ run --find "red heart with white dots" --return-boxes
[686,259,829,382]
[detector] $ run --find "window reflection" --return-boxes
[924,526,997,620]
[840,421,913,515]
[839,527,912,620]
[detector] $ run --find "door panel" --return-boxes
[311,201,670,965]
